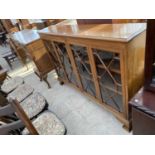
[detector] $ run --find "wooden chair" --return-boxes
[2,52,17,69]
[0,31,7,46]
[0,83,20,134]
[7,83,34,102]
[0,91,8,107]
[9,27,19,33]
[0,65,8,85]
[1,79,48,119]
[0,100,38,135]
[23,24,32,29]
[0,99,66,135]
[18,92,48,119]
[1,76,24,94]
[1,38,18,69]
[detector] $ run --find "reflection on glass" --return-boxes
[152,61,155,84]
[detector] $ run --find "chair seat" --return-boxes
[22,111,65,135]
[7,84,33,102]
[20,92,46,119]
[1,77,24,94]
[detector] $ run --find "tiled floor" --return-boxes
[0,45,129,135]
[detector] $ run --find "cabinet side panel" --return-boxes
[27,39,54,74]
[127,31,146,100]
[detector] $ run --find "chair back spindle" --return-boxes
[10,99,39,135]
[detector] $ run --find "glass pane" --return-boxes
[93,48,123,112]
[152,61,155,84]
[54,42,79,86]
[71,44,96,97]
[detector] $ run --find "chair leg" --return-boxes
[5,57,12,69]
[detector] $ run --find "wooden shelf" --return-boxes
[97,64,120,74]
[80,72,93,82]
[75,56,121,74]
[83,63,121,75]
[99,75,122,94]
[114,56,120,61]
[80,69,122,95]
[100,83,122,95]
[76,60,120,77]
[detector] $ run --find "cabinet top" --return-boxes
[39,19,146,42]
[10,29,40,45]
[129,88,155,116]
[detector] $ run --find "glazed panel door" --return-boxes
[43,40,68,81]
[91,48,124,112]
[69,44,97,98]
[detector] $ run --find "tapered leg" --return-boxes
[34,71,51,88]
[43,75,51,88]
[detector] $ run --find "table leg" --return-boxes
[43,75,51,88]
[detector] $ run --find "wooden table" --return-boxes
[39,19,146,130]
[10,29,54,88]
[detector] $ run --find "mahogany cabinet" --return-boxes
[129,88,155,134]
[144,20,155,92]
[129,20,155,134]
[39,19,146,129]
[0,19,14,33]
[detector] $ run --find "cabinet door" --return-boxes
[70,44,96,97]
[44,40,66,79]
[43,40,67,80]
[132,107,155,135]
[92,48,123,112]
[53,41,79,87]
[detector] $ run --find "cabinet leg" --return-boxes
[59,81,64,85]
[122,121,132,132]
